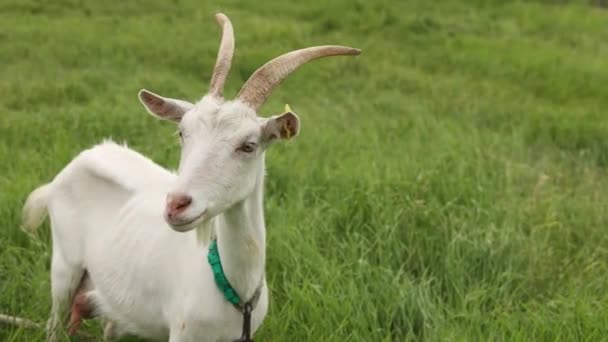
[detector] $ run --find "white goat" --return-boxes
[22,13,359,342]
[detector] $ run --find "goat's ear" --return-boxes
[138,89,194,122]
[262,111,300,143]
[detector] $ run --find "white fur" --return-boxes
[23,95,300,341]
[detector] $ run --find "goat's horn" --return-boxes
[237,45,361,110]
[208,13,235,97]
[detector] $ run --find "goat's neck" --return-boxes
[212,159,266,302]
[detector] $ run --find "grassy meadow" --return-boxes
[1,0,608,340]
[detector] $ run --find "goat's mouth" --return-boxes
[166,209,208,232]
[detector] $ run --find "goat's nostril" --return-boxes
[175,196,192,210]
[166,193,193,217]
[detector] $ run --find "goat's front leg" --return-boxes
[103,319,121,341]
[169,326,188,342]
[168,329,186,342]
[168,322,211,342]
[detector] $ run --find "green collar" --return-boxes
[207,239,264,342]
[207,239,242,306]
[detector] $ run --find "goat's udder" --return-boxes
[68,271,96,335]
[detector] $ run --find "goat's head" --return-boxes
[138,14,360,232]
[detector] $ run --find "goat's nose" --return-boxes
[166,192,192,218]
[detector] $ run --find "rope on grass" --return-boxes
[0,313,96,338]
[0,313,41,329]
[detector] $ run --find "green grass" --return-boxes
[2,0,608,340]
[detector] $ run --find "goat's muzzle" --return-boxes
[166,192,193,220]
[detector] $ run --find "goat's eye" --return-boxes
[237,142,257,153]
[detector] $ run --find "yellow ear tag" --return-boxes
[284,104,292,113]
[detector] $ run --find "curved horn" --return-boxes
[237,45,361,110]
[208,13,235,97]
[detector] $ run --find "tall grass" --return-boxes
[1,0,608,340]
